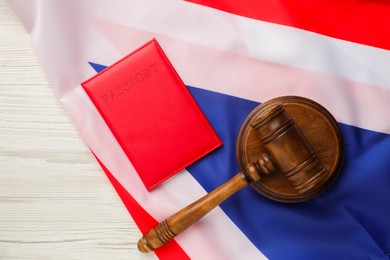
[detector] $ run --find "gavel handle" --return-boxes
[137,172,250,253]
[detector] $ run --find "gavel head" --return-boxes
[236,96,343,203]
[249,104,328,194]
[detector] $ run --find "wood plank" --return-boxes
[0,2,155,259]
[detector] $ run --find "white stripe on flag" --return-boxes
[102,0,390,90]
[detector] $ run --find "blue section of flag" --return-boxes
[188,86,390,259]
[88,62,108,73]
[89,62,390,258]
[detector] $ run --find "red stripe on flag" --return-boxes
[186,0,390,50]
[94,155,190,260]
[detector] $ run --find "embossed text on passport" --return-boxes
[101,63,158,105]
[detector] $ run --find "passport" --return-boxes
[82,39,222,190]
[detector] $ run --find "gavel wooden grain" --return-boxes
[138,96,343,253]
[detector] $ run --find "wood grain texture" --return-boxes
[236,96,343,203]
[0,2,155,259]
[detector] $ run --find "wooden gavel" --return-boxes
[138,96,343,253]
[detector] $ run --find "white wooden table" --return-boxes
[0,2,155,259]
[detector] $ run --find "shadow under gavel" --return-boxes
[138,97,343,253]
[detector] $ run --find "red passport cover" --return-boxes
[82,39,222,190]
